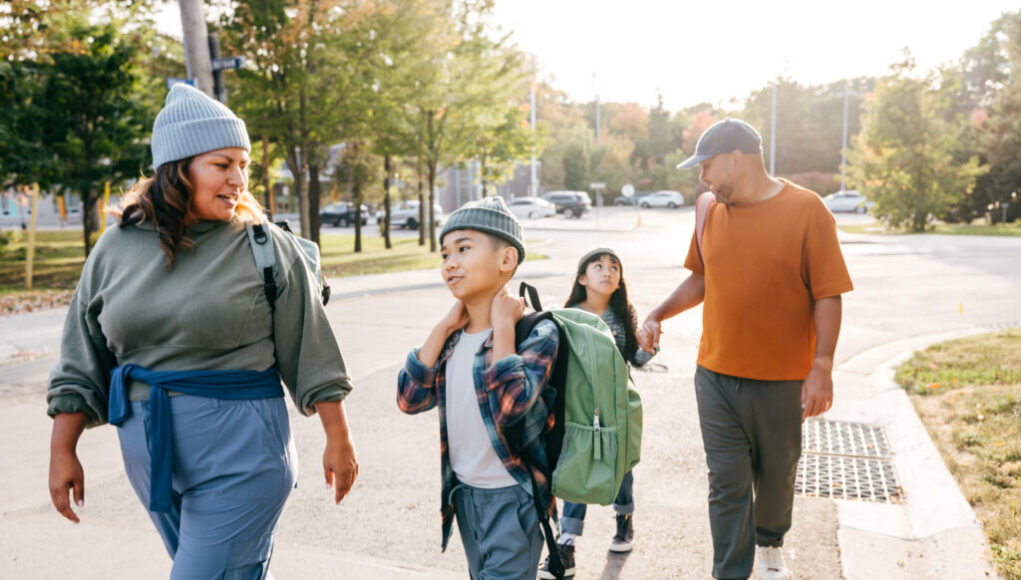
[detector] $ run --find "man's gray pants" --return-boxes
[694,365,802,580]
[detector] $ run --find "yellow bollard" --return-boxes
[958,302,964,315]
[25,183,39,290]
[57,194,67,227]
[99,181,110,236]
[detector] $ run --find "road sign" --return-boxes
[166,77,194,89]
[622,184,635,197]
[589,182,606,190]
[211,56,246,71]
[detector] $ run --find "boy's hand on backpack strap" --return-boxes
[491,287,525,330]
[637,319,661,354]
[438,300,470,337]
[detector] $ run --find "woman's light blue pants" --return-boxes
[117,395,297,579]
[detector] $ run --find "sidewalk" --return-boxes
[322,262,1003,578]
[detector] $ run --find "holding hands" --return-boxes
[637,318,662,355]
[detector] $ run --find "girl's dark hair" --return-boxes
[111,157,263,268]
[564,252,640,362]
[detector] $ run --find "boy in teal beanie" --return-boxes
[398,196,559,578]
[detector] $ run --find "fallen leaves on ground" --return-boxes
[0,290,73,317]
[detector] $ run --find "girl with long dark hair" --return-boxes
[538,247,654,579]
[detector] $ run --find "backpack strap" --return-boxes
[246,221,279,311]
[518,281,543,312]
[513,298,567,579]
[694,191,715,266]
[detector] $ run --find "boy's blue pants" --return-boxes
[117,395,297,579]
[453,483,544,580]
[560,470,635,535]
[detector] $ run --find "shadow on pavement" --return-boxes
[598,551,632,580]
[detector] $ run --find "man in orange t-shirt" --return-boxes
[638,118,853,580]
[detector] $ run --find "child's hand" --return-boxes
[438,300,470,336]
[637,319,661,354]
[491,287,525,330]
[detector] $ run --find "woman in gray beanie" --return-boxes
[46,83,359,578]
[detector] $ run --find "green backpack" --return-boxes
[513,282,643,503]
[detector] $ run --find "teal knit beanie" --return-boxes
[440,196,525,264]
[151,84,251,170]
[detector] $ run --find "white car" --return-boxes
[508,197,556,220]
[639,190,686,208]
[377,201,444,230]
[823,190,872,213]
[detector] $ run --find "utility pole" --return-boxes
[840,91,853,190]
[178,0,214,97]
[530,69,538,197]
[208,32,227,103]
[769,83,777,176]
[595,78,601,147]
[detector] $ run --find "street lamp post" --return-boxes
[769,83,776,176]
[839,91,855,191]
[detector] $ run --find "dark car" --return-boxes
[613,191,653,206]
[320,202,370,227]
[541,191,592,218]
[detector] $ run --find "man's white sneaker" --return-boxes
[756,546,791,580]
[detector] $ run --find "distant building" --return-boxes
[437,161,540,212]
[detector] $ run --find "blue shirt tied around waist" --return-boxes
[108,364,284,513]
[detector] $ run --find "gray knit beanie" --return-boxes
[440,196,525,264]
[150,84,251,170]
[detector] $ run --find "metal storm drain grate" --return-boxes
[795,419,903,503]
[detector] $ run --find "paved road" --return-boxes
[1,207,1018,579]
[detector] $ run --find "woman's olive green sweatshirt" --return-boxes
[47,218,352,427]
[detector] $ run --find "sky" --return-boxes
[157,0,1018,112]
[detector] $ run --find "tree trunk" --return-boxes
[352,143,363,254]
[416,158,425,247]
[382,154,392,250]
[82,188,94,258]
[308,162,322,247]
[262,135,274,220]
[427,160,437,253]
[286,146,307,238]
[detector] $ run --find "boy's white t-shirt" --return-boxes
[445,328,517,488]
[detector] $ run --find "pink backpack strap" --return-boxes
[694,192,716,266]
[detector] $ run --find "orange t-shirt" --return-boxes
[683,180,853,381]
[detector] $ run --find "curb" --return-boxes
[828,326,1015,579]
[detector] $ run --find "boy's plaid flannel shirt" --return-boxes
[396,319,560,551]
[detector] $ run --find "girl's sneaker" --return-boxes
[537,543,576,579]
[608,514,634,552]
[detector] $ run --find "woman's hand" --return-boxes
[49,412,89,523]
[315,401,358,504]
[323,432,359,504]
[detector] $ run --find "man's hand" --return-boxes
[801,359,834,419]
[637,318,662,354]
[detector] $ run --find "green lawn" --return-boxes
[0,228,546,293]
[840,221,1021,237]
[896,329,1021,579]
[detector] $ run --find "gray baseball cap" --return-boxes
[676,118,762,169]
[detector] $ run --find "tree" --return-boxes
[41,11,155,255]
[221,0,383,247]
[846,57,987,232]
[410,0,531,251]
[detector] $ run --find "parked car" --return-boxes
[613,191,653,206]
[377,200,444,230]
[508,197,557,220]
[639,190,686,208]
[320,202,370,227]
[823,190,872,213]
[541,191,591,218]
